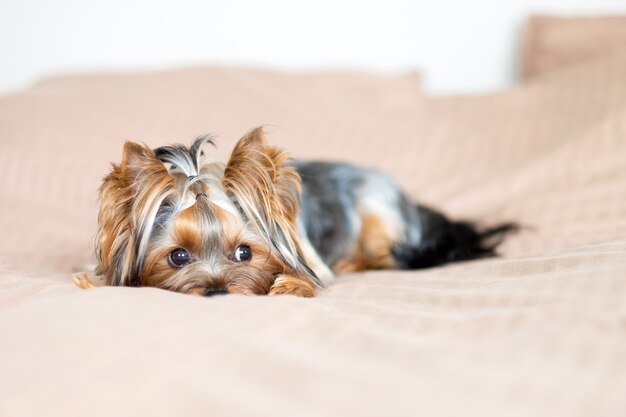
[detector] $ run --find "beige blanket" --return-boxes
[1,17,625,417]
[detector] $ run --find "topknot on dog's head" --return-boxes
[154,134,215,178]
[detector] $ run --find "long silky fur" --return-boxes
[222,128,320,285]
[95,142,178,286]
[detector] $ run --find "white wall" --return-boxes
[1,0,625,95]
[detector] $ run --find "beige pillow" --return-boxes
[521,15,626,79]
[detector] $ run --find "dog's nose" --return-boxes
[204,288,229,297]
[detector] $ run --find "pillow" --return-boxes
[521,15,626,79]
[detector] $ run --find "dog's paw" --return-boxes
[268,275,316,297]
[71,272,101,289]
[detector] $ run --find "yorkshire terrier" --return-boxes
[76,128,514,297]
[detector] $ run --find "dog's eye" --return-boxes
[233,245,252,262]
[168,248,191,268]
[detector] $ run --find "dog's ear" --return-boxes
[223,128,319,285]
[96,141,175,286]
[120,141,162,180]
[223,128,300,222]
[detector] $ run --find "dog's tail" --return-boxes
[393,205,518,269]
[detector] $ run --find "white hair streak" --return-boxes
[154,135,215,177]
[134,187,177,272]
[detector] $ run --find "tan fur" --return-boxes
[222,127,319,286]
[333,213,397,273]
[71,272,101,289]
[223,129,303,257]
[268,275,316,297]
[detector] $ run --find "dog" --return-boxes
[78,127,514,297]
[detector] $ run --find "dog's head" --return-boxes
[95,128,319,296]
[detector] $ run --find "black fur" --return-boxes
[393,205,517,269]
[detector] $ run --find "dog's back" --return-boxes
[294,161,515,277]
